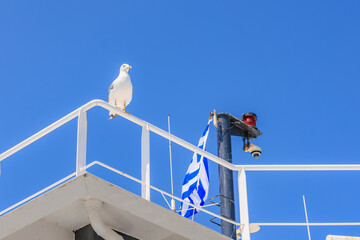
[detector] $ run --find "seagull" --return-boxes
[108,63,133,119]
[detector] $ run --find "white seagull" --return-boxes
[108,63,133,119]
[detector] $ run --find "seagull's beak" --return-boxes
[128,66,132,69]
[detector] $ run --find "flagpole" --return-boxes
[168,115,176,212]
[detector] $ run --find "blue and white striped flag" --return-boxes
[180,119,212,218]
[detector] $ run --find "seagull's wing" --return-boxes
[108,82,114,94]
[108,82,114,102]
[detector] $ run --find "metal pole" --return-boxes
[167,116,176,211]
[141,124,150,200]
[303,195,312,240]
[216,114,236,239]
[76,108,87,176]
[238,168,250,240]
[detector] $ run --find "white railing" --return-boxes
[1,99,360,240]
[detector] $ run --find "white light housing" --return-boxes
[236,224,260,236]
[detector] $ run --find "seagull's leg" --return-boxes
[109,100,118,120]
[123,103,129,114]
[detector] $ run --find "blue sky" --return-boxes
[1,0,360,239]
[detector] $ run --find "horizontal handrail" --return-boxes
[84,162,360,228]
[0,109,80,162]
[254,222,360,226]
[2,159,359,228]
[83,100,238,170]
[0,100,235,170]
[0,172,76,217]
[242,164,360,171]
[84,161,242,226]
[2,99,360,173]
[1,97,360,240]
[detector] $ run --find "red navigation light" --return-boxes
[242,112,257,127]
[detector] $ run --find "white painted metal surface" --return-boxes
[0,172,76,217]
[303,195,311,240]
[167,115,176,211]
[254,222,360,226]
[1,99,360,173]
[326,235,360,240]
[3,219,73,240]
[0,108,79,162]
[241,164,360,171]
[76,108,87,176]
[1,99,360,240]
[141,124,150,201]
[0,173,232,240]
[238,168,250,240]
[2,160,360,240]
[85,198,124,240]
[84,161,242,226]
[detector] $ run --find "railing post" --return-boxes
[141,124,150,200]
[76,108,87,176]
[238,168,250,240]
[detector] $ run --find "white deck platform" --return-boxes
[0,173,231,240]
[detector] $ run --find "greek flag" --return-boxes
[180,119,212,218]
